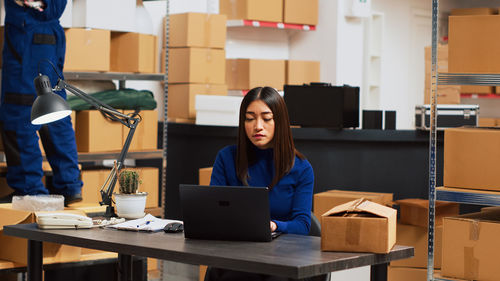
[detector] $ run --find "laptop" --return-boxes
[179,184,278,242]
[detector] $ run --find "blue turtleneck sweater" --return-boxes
[210,145,314,235]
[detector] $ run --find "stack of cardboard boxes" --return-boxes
[58,1,161,210]
[165,13,229,124]
[387,199,459,281]
[440,127,500,280]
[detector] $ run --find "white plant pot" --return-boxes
[114,192,148,219]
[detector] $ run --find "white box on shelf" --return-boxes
[72,0,135,32]
[1,0,72,27]
[195,95,243,127]
[59,0,73,28]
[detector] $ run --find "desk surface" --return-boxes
[5,224,413,279]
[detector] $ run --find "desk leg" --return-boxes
[28,240,43,281]
[370,263,387,281]
[118,253,133,281]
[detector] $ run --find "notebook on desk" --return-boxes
[179,184,278,242]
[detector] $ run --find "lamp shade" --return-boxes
[31,75,72,125]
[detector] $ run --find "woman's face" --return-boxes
[244,100,275,149]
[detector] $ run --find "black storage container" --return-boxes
[283,83,359,128]
[415,104,479,130]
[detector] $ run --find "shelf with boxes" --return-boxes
[426,4,500,281]
[173,0,320,126]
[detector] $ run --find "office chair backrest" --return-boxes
[309,212,321,237]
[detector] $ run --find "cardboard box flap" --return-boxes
[323,198,396,218]
[395,198,457,209]
[0,208,33,230]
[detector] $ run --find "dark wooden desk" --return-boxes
[5,224,413,281]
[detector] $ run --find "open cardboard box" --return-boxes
[0,205,82,265]
[321,198,396,253]
[314,189,393,222]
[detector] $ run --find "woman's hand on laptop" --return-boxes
[270,221,277,232]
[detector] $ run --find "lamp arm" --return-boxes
[54,79,142,215]
[99,123,138,207]
[55,79,132,122]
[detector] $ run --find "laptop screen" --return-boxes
[179,184,273,242]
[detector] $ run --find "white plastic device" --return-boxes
[36,212,93,229]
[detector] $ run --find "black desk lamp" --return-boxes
[31,74,141,217]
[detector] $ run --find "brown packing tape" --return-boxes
[205,49,212,84]
[230,59,238,89]
[230,0,238,18]
[345,219,361,245]
[469,220,480,241]
[204,14,210,48]
[463,247,479,280]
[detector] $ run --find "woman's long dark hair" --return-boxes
[236,87,304,188]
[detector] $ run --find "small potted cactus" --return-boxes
[114,169,148,219]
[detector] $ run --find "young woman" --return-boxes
[210,86,314,235]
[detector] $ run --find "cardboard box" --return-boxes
[388,267,429,281]
[168,84,228,120]
[460,85,493,94]
[313,189,393,221]
[137,167,159,209]
[479,118,497,127]
[169,13,226,48]
[388,267,449,281]
[423,45,461,104]
[169,48,225,84]
[442,210,500,280]
[285,60,320,85]
[283,0,318,25]
[226,59,286,90]
[219,0,283,22]
[0,207,82,264]
[72,0,135,32]
[111,32,158,73]
[424,86,461,104]
[81,169,108,204]
[449,15,500,73]
[390,223,442,268]
[0,178,14,199]
[64,28,110,72]
[450,7,497,16]
[122,110,158,151]
[321,199,397,253]
[199,167,213,185]
[396,199,459,227]
[75,110,123,152]
[82,167,159,208]
[444,128,500,191]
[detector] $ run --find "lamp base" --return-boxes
[104,205,117,218]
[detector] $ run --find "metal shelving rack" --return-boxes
[427,1,500,281]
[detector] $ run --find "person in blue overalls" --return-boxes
[0,0,83,205]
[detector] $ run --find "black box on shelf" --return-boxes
[385,111,396,130]
[415,104,479,130]
[283,83,359,129]
[362,110,383,129]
